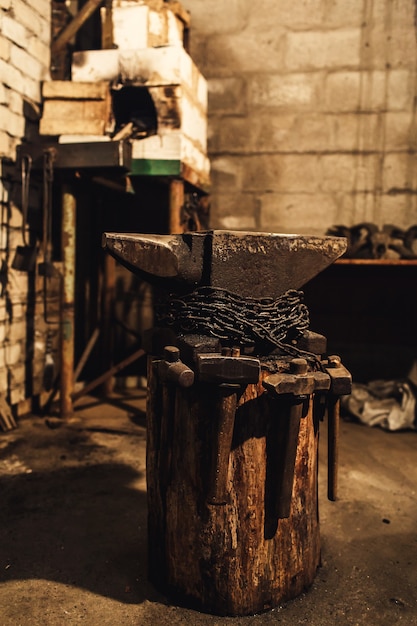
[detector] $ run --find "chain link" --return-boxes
[156,286,312,358]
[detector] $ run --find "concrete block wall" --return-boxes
[185,0,417,235]
[0,0,50,407]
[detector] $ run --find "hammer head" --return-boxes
[102,230,347,298]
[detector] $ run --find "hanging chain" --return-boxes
[156,286,314,359]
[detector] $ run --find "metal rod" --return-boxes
[52,0,104,54]
[71,347,145,402]
[73,327,100,383]
[169,179,184,234]
[327,395,340,501]
[101,253,116,395]
[60,185,76,418]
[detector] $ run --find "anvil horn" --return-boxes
[102,230,347,298]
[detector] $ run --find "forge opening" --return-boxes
[111,86,158,139]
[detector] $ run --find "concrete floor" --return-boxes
[0,388,416,625]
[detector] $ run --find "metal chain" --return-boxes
[156,286,312,357]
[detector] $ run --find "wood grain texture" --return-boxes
[146,359,320,616]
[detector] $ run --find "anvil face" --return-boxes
[102,230,347,298]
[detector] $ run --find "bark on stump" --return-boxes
[146,357,321,616]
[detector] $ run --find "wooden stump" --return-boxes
[146,357,321,616]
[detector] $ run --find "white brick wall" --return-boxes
[186,0,417,236]
[0,0,50,409]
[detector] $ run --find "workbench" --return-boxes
[303,258,417,383]
[16,139,209,417]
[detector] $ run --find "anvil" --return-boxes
[102,230,346,298]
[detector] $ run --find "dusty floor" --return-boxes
[0,387,416,625]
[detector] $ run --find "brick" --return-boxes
[7,90,23,115]
[208,77,247,115]
[211,192,259,227]
[10,380,25,405]
[0,347,5,369]
[246,0,324,30]
[10,302,24,318]
[0,300,8,322]
[322,0,366,27]
[217,212,257,231]
[0,104,25,138]
[0,34,10,60]
[276,114,329,152]
[382,152,417,193]
[206,30,286,74]
[0,322,6,343]
[208,116,259,154]
[35,13,50,46]
[249,73,319,111]
[330,114,360,152]
[259,192,338,235]
[210,156,245,193]
[353,113,382,151]
[359,72,388,110]
[379,193,417,228]
[5,342,22,366]
[10,44,45,82]
[320,153,378,193]
[285,29,361,71]
[0,58,23,91]
[0,368,8,394]
[361,24,389,71]
[0,0,11,8]
[7,268,28,300]
[337,193,375,225]
[166,10,184,46]
[242,154,321,193]
[27,35,50,67]
[0,83,7,104]
[9,135,20,158]
[0,223,8,249]
[10,0,42,36]
[389,27,416,69]
[112,5,150,50]
[324,72,361,112]
[1,14,27,49]
[183,0,249,35]
[387,70,413,111]
[29,0,50,19]
[9,319,26,343]
[23,76,41,103]
[385,112,415,150]
[0,130,11,157]
[211,113,344,154]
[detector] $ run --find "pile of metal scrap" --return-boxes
[326,223,417,259]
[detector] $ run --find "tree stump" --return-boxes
[146,357,321,616]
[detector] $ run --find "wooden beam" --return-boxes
[52,0,104,54]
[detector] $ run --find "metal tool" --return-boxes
[12,154,38,272]
[103,229,351,511]
[155,346,195,489]
[197,348,260,504]
[102,230,347,299]
[323,355,352,501]
[263,358,331,518]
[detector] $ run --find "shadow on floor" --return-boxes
[0,458,164,606]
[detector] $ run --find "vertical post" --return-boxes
[327,395,340,501]
[60,184,76,418]
[101,252,116,395]
[169,179,184,234]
